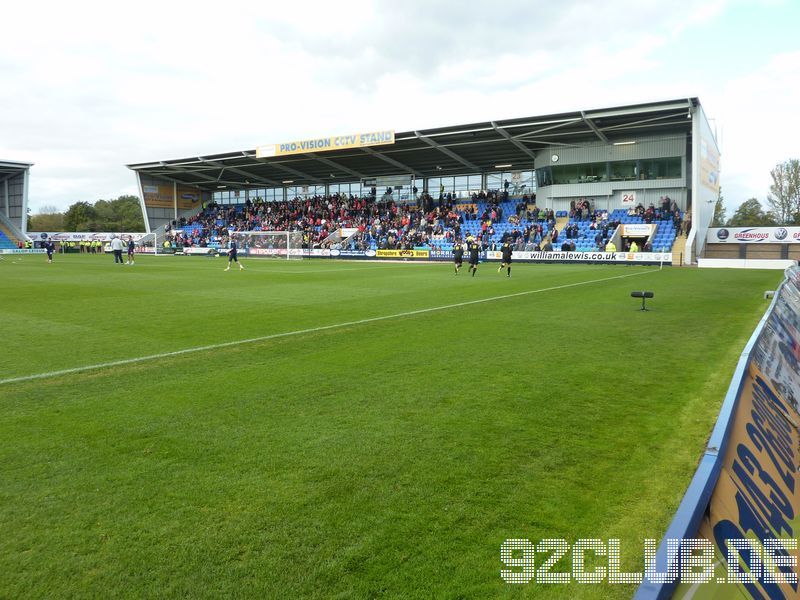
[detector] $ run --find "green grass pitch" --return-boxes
[0,254,783,598]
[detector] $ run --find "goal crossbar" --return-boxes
[230,231,304,260]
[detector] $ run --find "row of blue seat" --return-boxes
[0,230,18,249]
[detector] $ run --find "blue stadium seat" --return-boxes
[0,230,18,250]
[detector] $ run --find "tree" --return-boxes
[767,159,800,224]
[727,198,777,227]
[61,196,144,231]
[28,205,65,231]
[110,195,145,231]
[93,199,115,227]
[63,201,97,231]
[711,190,727,227]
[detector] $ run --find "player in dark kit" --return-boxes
[468,239,480,277]
[453,241,464,274]
[224,238,245,271]
[126,237,135,265]
[45,240,55,263]
[498,240,512,277]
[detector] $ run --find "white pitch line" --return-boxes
[0,269,655,386]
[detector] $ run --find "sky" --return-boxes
[2,0,799,215]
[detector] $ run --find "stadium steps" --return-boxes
[320,229,343,247]
[671,234,688,266]
[0,222,21,249]
[554,213,569,236]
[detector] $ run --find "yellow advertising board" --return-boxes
[669,268,800,600]
[376,249,429,259]
[256,130,395,158]
[142,184,202,210]
[672,362,800,599]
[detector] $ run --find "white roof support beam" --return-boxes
[267,161,323,184]
[580,111,609,144]
[584,100,692,120]
[513,119,582,141]
[198,157,282,187]
[149,163,247,188]
[160,163,218,183]
[359,147,423,177]
[491,121,538,161]
[414,131,480,172]
[600,112,687,132]
[305,153,364,180]
[141,171,210,188]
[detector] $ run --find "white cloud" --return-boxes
[0,0,793,216]
[704,49,800,208]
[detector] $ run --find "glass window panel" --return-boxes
[551,164,579,184]
[572,162,608,183]
[610,160,637,181]
[638,157,682,180]
[671,157,682,178]
[467,174,483,192]
[536,167,552,187]
[486,172,503,189]
[508,170,534,194]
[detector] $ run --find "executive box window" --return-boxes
[610,160,638,181]
[550,162,608,185]
[536,167,552,187]
[580,162,608,182]
[639,157,682,179]
[537,157,682,186]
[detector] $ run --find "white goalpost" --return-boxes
[230,231,305,260]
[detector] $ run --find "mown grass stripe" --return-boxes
[0,269,653,386]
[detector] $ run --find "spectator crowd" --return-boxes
[159,190,684,254]
[162,189,558,252]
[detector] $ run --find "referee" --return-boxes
[453,241,464,275]
[468,239,480,277]
[498,240,512,277]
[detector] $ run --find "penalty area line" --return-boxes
[0,269,655,386]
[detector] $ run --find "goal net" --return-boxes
[229,231,304,259]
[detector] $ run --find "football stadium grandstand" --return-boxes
[0,159,32,250]
[155,193,685,258]
[4,96,799,600]
[128,98,717,265]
